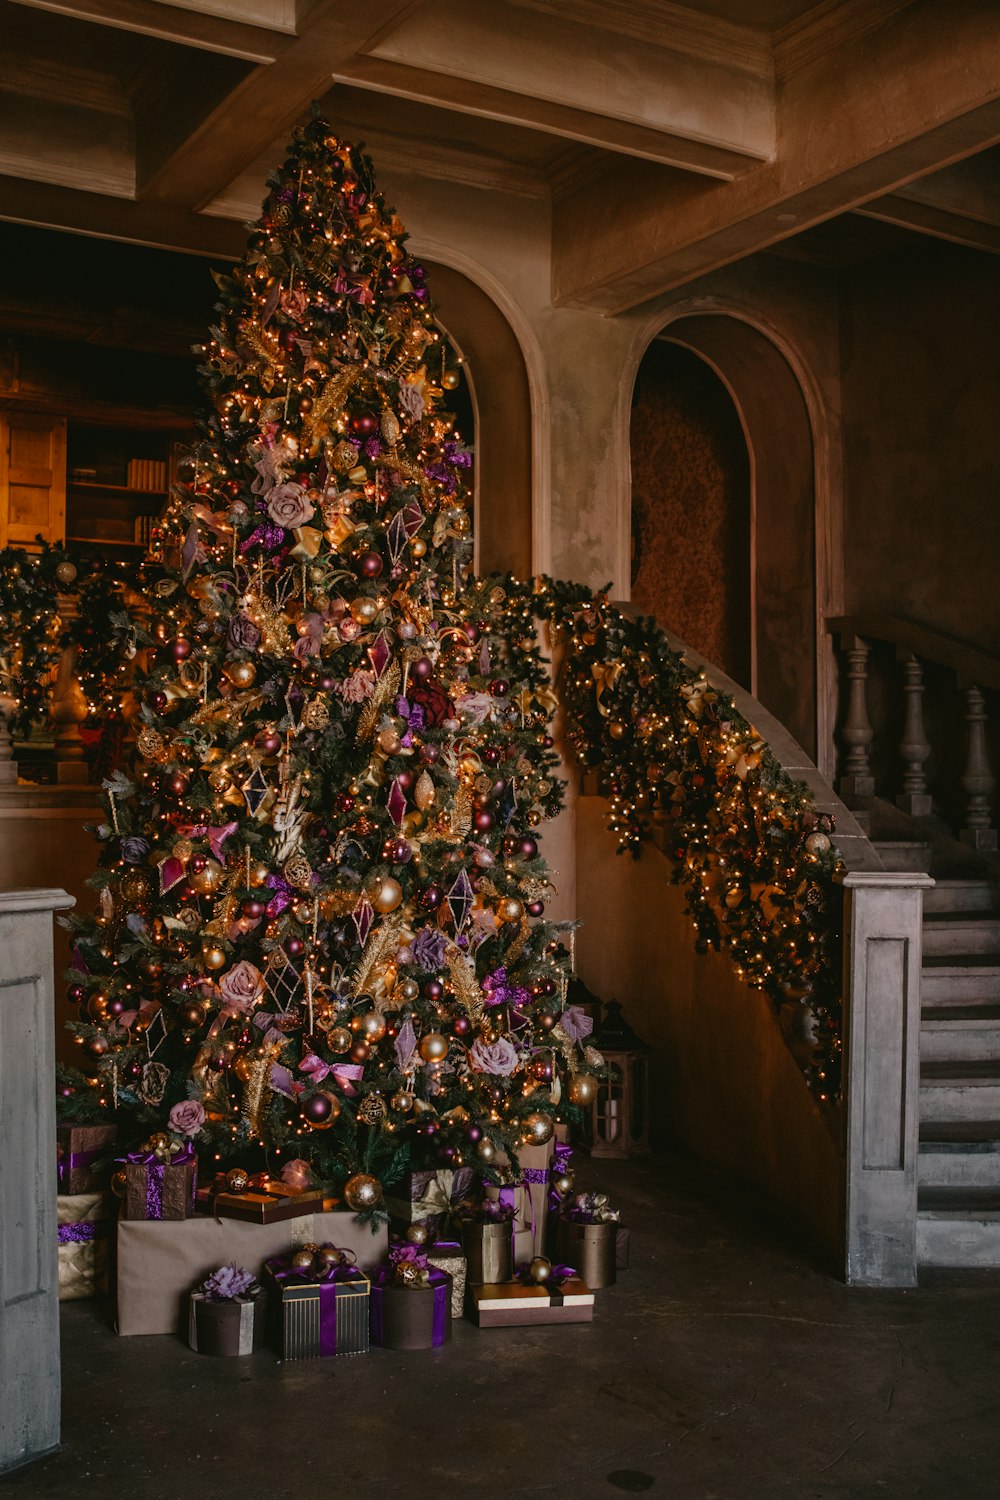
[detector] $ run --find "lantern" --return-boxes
[586,999,650,1158]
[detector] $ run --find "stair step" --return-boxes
[921,958,1000,1004]
[922,914,1000,957]
[920,1008,1000,1062]
[919,1062,1000,1121]
[874,839,933,872]
[917,1208,1000,1267]
[919,1124,1000,1188]
[924,879,1000,916]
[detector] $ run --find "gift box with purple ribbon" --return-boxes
[264,1247,370,1360]
[121,1140,197,1221]
[57,1123,117,1194]
[57,1193,114,1301]
[461,1203,515,1287]
[424,1239,467,1318]
[483,1139,555,1261]
[370,1244,452,1350]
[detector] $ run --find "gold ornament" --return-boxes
[527,1255,552,1284]
[356,1010,387,1043]
[567,1072,598,1106]
[327,1026,352,1053]
[377,727,402,755]
[475,1138,497,1164]
[414,770,435,811]
[521,1111,554,1147]
[441,369,460,390]
[226,1167,250,1194]
[189,858,224,895]
[201,944,227,971]
[302,697,330,731]
[137,727,166,761]
[550,1170,574,1198]
[358,1094,388,1126]
[390,1090,415,1113]
[343,1173,382,1212]
[225,660,257,689]
[350,598,379,625]
[405,1221,431,1246]
[369,875,403,914]
[496,896,524,924]
[418,1031,449,1064]
[284,854,313,891]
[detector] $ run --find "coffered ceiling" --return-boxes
[2,0,1000,312]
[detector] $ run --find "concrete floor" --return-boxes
[8,1151,1000,1500]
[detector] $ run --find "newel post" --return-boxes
[841,870,933,1287]
[0,887,75,1475]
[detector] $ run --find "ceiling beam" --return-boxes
[5,0,294,62]
[335,0,774,179]
[552,0,1000,311]
[135,0,420,207]
[0,172,245,258]
[856,152,1000,254]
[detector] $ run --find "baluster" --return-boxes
[960,684,997,850]
[838,634,875,801]
[50,592,89,785]
[896,653,932,816]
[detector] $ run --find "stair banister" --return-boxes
[631,615,933,1286]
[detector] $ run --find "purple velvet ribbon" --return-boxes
[265,1254,364,1357]
[57,1221,110,1244]
[370,1264,449,1348]
[57,1146,101,1188]
[516,1261,577,1307]
[120,1141,195,1219]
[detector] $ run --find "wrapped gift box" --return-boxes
[57,1124,117,1194]
[57,1193,114,1301]
[117,1210,387,1336]
[188,1292,265,1356]
[555,1219,617,1289]
[265,1257,370,1360]
[470,1277,594,1328]
[482,1139,554,1261]
[461,1220,513,1286]
[424,1240,466,1318]
[195,1180,329,1224]
[122,1149,196,1222]
[383,1166,476,1236]
[370,1266,452,1350]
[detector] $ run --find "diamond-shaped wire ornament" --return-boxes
[368,631,391,678]
[447,869,475,930]
[265,948,302,1009]
[352,894,374,946]
[242,764,270,815]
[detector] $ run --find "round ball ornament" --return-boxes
[441,368,460,391]
[201,944,227,972]
[550,1170,575,1199]
[522,1111,555,1147]
[343,1173,382,1212]
[189,858,224,896]
[418,1031,449,1064]
[390,1090,415,1113]
[55,560,78,587]
[354,1010,388,1044]
[567,1072,598,1107]
[327,1025,352,1054]
[369,876,403,914]
[225,1167,251,1194]
[301,1092,340,1128]
[290,1248,317,1274]
[405,1222,431,1246]
[496,896,524,924]
[526,1256,552,1285]
[475,1137,497,1164]
[224,660,257,689]
[805,831,831,855]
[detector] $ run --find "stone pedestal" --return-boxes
[0,887,74,1475]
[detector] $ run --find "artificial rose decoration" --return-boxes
[120,835,150,864]
[469,1036,519,1076]
[168,1098,206,1137]
[267,482,315,529]
[219,960,265,1013]
[228,612,261,651]
[409,676,454,728]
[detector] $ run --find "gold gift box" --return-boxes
[471,1277,594,1328]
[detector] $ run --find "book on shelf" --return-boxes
[126,459,167,492]
[133,515,155,547]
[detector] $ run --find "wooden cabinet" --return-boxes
[0,413,185,551]
[0,412,66,548]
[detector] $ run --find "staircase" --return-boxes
[874,841,1000,1267]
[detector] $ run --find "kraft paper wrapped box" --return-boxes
[57,1124,117,1194]
[461,1213,514,1286]
[121,1143,197,1222]
[471,1275,594,1328]
[117,1210,387,1336]
[57,1193,115,1301]
[265,1255,370,1360]
[482,1139,554,1262]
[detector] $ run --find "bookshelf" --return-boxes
[65,423,180,550]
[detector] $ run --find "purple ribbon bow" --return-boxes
[120,1140,195,1219]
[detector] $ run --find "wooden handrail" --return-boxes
[827,613,1000,693]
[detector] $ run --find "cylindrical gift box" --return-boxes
[188,1293,264,1356]
[370,1270,452,1349]
[556,1219,617,1289]
[462,1221,513,1286]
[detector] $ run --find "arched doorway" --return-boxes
[629,312,819,761]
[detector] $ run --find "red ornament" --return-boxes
[358,551,383,578]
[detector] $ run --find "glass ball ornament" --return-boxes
[475,1137,497,1163]
[527,1255,552,1284]
[418,1031,448,1064]
[356,1011,387,1043]
[343,1173,382,1212]
[226,1167,251,1194]
[201,944,227,971]
[405,1222,431,1246]
[300,1092,340,1128]
[390,1090,415,1113]
[327,1026,352,1053]
[369,876,403,914]
[189,858,224,895]
[567,1072,598,1106]
[522,1111,555,1146]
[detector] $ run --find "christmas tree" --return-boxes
[59,114,600,1206]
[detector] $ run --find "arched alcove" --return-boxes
[425,262,533,579]
[628,311,819,760]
